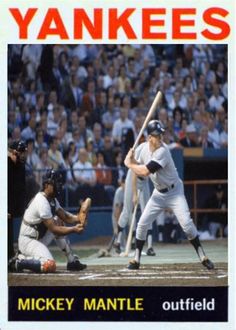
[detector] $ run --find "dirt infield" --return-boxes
[9,262,227,287]
[8,239,227,287]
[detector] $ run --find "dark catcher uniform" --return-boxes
[8,142,26,259]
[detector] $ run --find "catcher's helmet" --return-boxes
[147,120,165,136]
[42,169,63,196]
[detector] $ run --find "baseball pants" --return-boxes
[136,180,198,241]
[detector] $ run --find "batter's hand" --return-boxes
[124,148,135,167]
[73,223,84,234]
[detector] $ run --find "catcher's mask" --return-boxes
[147,120,165,136]
[42,169,63,197]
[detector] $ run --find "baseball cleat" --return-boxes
[8,256,22,273]
[146,247,156,256]
[127,260,140,270]
[67,259,87,271]
[201,257,214,270]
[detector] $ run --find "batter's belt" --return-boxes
[158,184,174,194]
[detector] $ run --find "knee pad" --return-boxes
[41,259,56,273]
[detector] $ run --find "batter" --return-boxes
[124,120,214,270]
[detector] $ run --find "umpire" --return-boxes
[8,140,27,261]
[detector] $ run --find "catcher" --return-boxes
[9,169,91,273]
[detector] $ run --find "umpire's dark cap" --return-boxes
[9,140,27,152]
[147,120,165,136]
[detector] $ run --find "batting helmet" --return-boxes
[147,120,165,136]
[42,169,63,196]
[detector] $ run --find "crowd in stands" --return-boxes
[8,44,228,206]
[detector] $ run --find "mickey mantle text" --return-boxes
[18,298,74,311]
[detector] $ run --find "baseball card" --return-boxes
[0,0,235,329]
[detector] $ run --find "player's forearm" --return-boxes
[128,164,150,177]
[57,209,77,224]
[64,213,78,224]
[50,225,77,236]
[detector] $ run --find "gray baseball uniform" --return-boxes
[19,192,60,261]
[112,185,124,233]
[19,191,79,267]
[136,141,198,241]
[127,120,214,270]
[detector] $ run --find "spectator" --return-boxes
[63,148,77,192]
[126,57,138,79]
[58,51,70,80]
[86,137,97,166]
[73,148,106,205]
[21,45,42,80]
[198,126,214,148]
[80,80,97,126]
[207,117,221,149]
[72,44,88,62]
[47,105,61,136]
[103,65,116,89]
[179,124,198,147]
[35,91,47,114]
[48,136,66,170]
[91,122,103,152]
[219,119,228,148]
[172,107,183,137]
[73,148,97,187]
[70,55,88,81]
[215,62,226,85]
[112,150,126,187]
[68,110,79,133]
[55,117,72,149]
[192,110,204,134]
[116,65,131,95]
[102,135,115,167]
[71,128,84,150]
[102,97,120,134]
[157,106,168,125]
[208,83,225,112]
[62,73,83,111]
[95,150,115,204]
[38,45,58,92]
[203,184,227,238]
[21,115,37,141]
[77,115,93,145]
[112,108,134,146]
[25,138,40,173]
[47,90,59,118]
[68,141,79,164]
[35,148,51,186]
[95,91,107,119]
[215,106,227,132]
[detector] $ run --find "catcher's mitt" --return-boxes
[77,198,92,226]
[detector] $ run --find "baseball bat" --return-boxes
[132,90,162,150]
[121,190,140,257]
[97,234,116,258]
